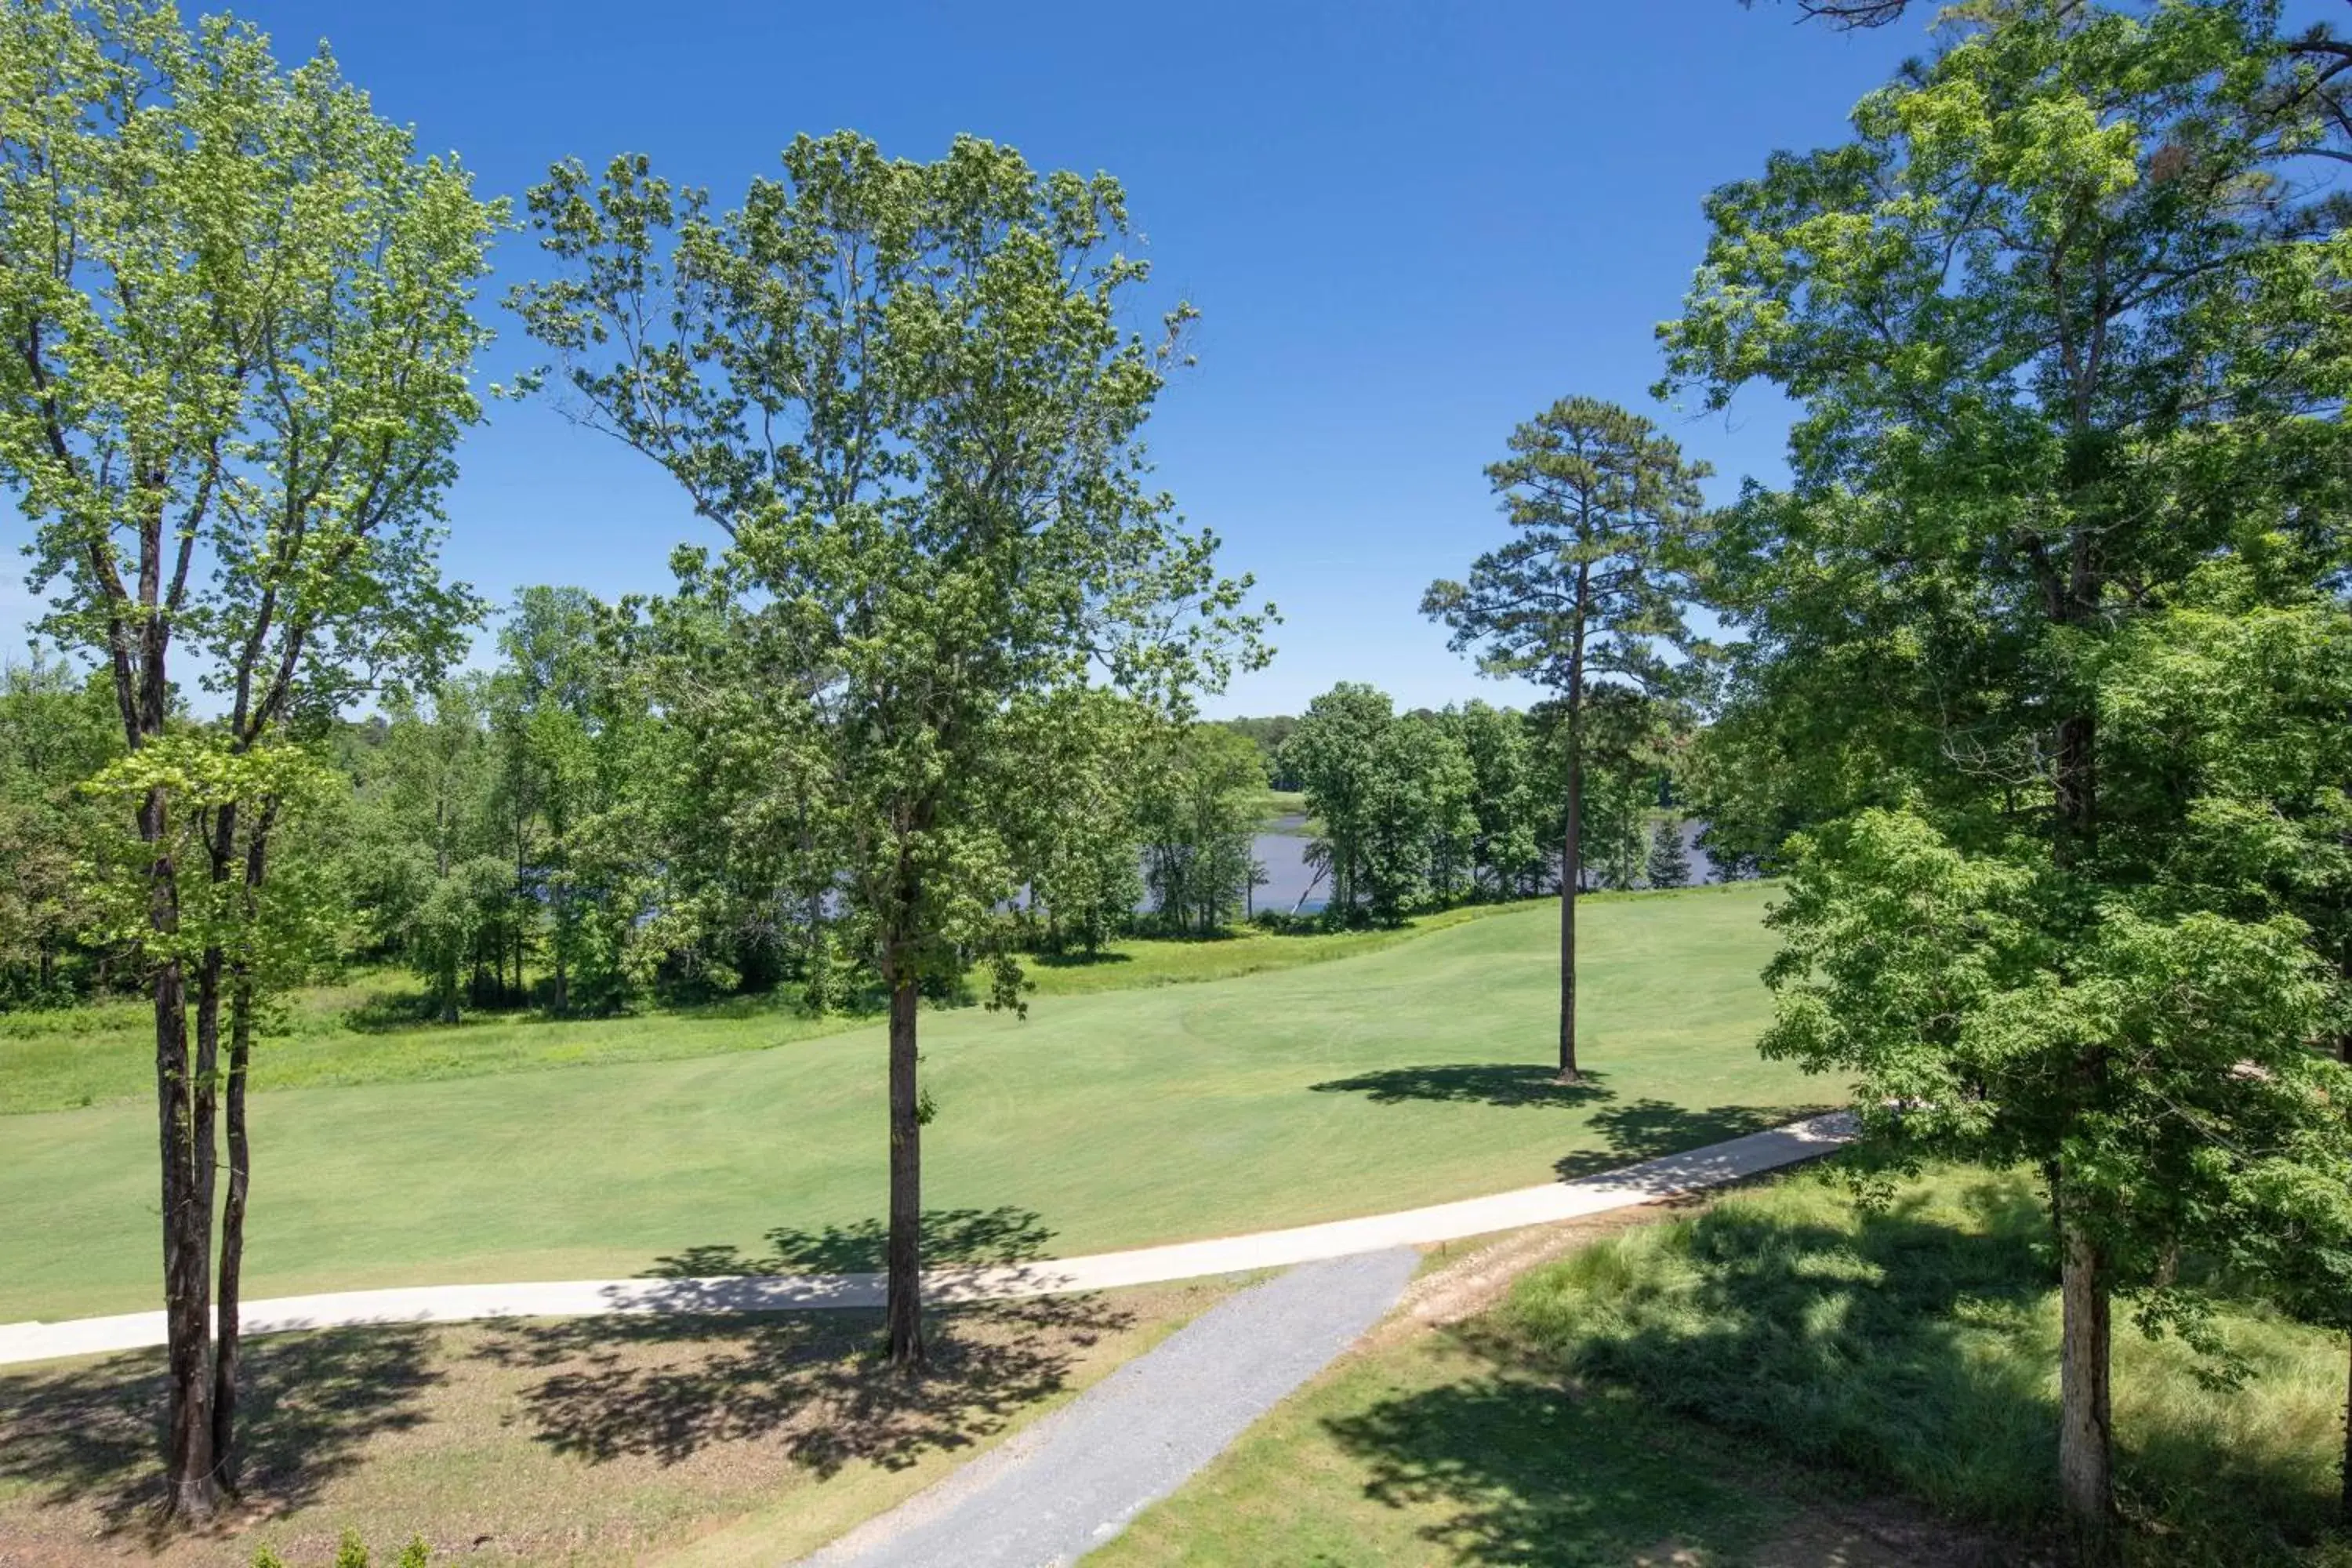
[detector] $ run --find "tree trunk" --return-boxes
[553,900,569,1016]
[212,960,253,1490]
[1559,723,1581,1084]
[885,971,925,1368]
[1557,592,1586,1084]
[211,812,270,1491]
[150,781,219,1517]
[2059,1212,2116,1560]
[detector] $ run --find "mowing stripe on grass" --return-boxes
[0,1112,1853,1367]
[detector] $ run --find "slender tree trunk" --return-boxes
[1558,593,1588,1084]
[211,811,270,1490]
[885,966,924,1368]
[151,784,219,1518]
[2338,1018,2352,1526]
[156,955,217,1517]
[553,894,569,1016]
[212,958,253,1490]
[2342,1327,2352,1529]
[1559,715,1581,1084]
[2059,1214,2116,1560]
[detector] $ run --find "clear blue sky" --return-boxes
[3,1,1941,714]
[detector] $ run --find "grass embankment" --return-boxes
[1248,786,1313,832]
[0,883,1819,1322]
[0,897,1541,1115]
[1101,1162,2352,1567]
[0,1278,1234,1568]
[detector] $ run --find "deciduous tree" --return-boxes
[1663,2,2352,1547]
[511,132,1266,1365]
[0,0,495,1508]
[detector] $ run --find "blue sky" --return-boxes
[2,0,1940,714]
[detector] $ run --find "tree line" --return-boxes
[2,642,1719,1021]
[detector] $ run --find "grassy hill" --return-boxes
[0,882,1825,1323]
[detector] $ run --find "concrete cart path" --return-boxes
[0,1111,1853,1367]
[789,1249,1421,1568]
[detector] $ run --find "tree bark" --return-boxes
[2059,1208,2116,1560]
[885,969,925,1368]
[151,789,219,1518]
[1558,575,1589,1086]
[2342,1328,2352,1529]
[1559,732,1581,1084]
[212,958,253,1490]
[211,810,270,1490]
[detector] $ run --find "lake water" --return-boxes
[1235,814,1721,919]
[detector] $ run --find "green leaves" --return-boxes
[513,131,1269,995]
[1678,2,2352,1381]
[1425,397,1710,699]
[0,0,502,735]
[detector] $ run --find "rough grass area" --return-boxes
[1501,1163,2350,1566]
[1,884,1823,1323]
[1098,1167,2352,1567]
[0,898,1550,1115]
[0,1279,1232,1567]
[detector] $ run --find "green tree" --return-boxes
[511,132,1266,1365]
[1646,815,1692,889]
[1282,683,1394,921]
[488,586,632,1014]
[0,0,496,1510]
[1012,688,1147,954]
[353,681,515,1020]
[1443,701,1545,898]
[1661,2,2352,1546]
[1360,711,1475,921]
[0,657,119,998]
[1423,397,1708,1081]
[1136,720,1266,937]
[1222,714,1301,789]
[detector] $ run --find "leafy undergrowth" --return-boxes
[1501,1162,2350,1566]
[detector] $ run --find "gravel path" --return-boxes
[791,1248,1421,1568]
[0,1113,1854,1366]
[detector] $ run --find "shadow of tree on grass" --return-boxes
[1323,1362,1806,1566]
[473,1291,1129,1477]
[1550,1098,1830,1181]
[481,1203,1127,1475]
[1322,1174,2087,1566]
[642,1205,1054,1279]
[1308,1064,1615,1109]
[0,1325,441,1540]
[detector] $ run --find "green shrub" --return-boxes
[332,1529,369,1568]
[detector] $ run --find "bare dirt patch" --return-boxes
[0,1281,1229,1568]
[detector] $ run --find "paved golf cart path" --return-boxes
[792,1248,1421,1568]
[0,1111,1853,1368]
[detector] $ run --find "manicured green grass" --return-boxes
[0,882,1819,1323]
[0,898,1544,1116]
[1106,1162,2352,1567]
